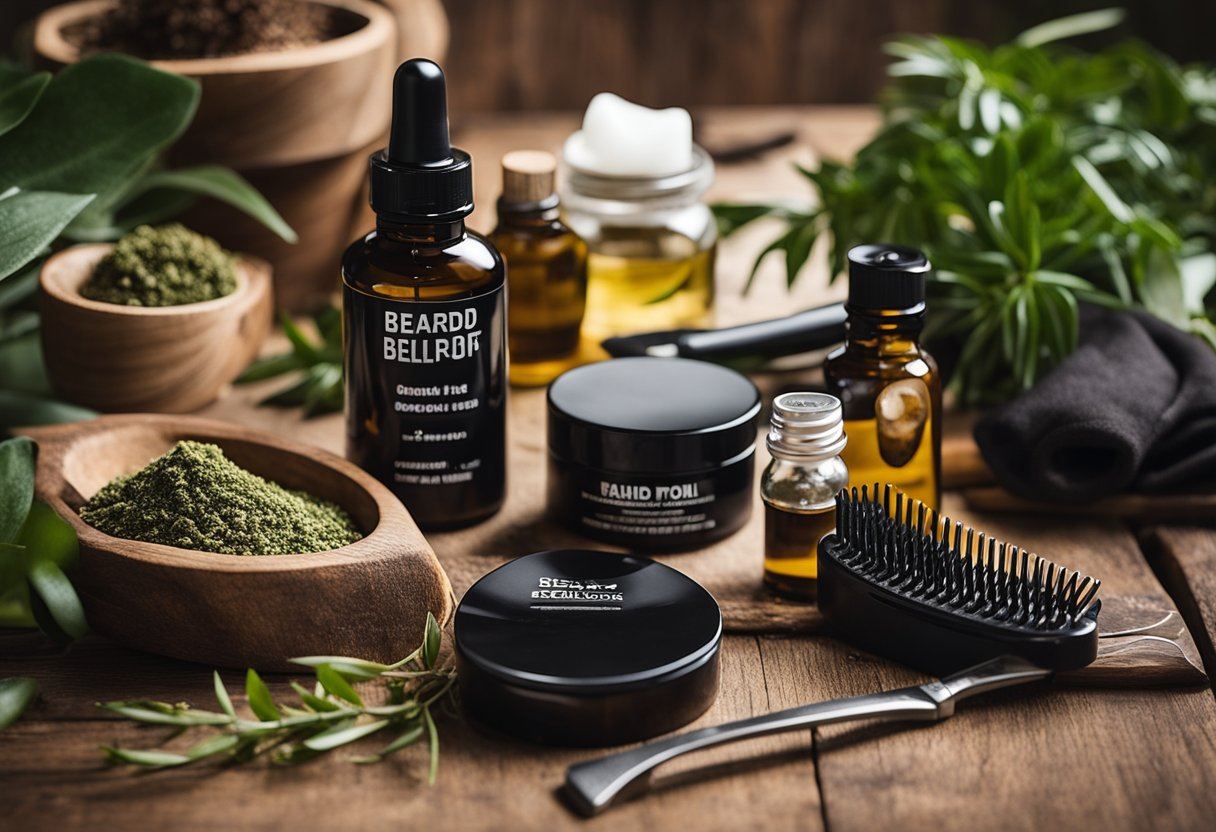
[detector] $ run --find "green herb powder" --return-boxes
[80,223,238,307]
[80,441,362,555]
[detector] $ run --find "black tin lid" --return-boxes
[455,549,722,746]
[547,357,762,474]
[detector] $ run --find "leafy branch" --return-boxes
[714,8,1216,405]
[101,612,454,782]
[237,306,343,418]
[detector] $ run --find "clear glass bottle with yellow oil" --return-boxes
[761,392,849,601]
[489,151,588,387]
[559,146,716,344]
[823,245,941,510]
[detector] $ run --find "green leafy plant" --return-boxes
[0,436,86,731]
[0,54,296,427]
[715,8,1216,405]
[101,612,454,781]
[237,306,343,417]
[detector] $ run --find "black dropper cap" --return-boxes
[369,59,474,223]
[846,244,930,312]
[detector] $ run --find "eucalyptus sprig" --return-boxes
[237,306,343,418]
[101,612,454,782]
[715,8,1216,405]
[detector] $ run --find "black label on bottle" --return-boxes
[344,283,506,528]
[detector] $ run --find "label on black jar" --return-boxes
[585,477,719,537]
[344,283,506,526]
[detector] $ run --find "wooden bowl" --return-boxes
[39,243,273,413]
[32,0,449,312]
[21,414,454,671]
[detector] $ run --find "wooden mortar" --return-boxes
[21,414,454,671]
[39,243,273,413]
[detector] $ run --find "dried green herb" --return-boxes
[80,223,237,307]
[101,612,455,782]
[80,441,361,555]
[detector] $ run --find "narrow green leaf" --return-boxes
[290,655,391,679]
[245,669,281,722]
[0,189,96,281]
[1072,156,1133,224]
[236,353,306,384]
[100,703,231,726]
[213,672,236,720]
[27,559,87,639]
[281,315,320,362]
[316,664,364,707]
[103,746,192,767]
[124,166,296,243]
[0,677,38,730]
[0,73,50,136]
[1016,8,1125,48]
[353,723,425,764]
[187,732,240,760]
[423,706,439,785]
[422,612,441,671]
[302,718,388,751]
[0,437,36,543]
[290,680,340,712]
[0,391,96,430]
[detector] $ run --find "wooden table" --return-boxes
[5,107,1216,831]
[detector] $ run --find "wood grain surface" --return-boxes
[5,107,1216,832]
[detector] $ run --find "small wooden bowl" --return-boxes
[21,414,454,671]
[39,243,273,413]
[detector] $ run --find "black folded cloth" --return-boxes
[973,305,1216,501]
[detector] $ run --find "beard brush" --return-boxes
[564,485,1102,817]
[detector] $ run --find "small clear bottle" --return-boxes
[559,146,716,343]
[761,392,848,601]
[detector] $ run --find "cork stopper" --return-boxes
[501,150,557,205]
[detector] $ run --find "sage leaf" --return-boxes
[0,189,96,282]
[244,669,281,722]
[302,718,389,751]
[0,676,38,730]
[27,559,86,640]
[0,54,198,210]
[0,437,35,543]
[123,166,296,244]
[422,612,441,670]
[213,672,236,720]
[316,664,364,707]
[0,391,96,430]
[0,73,49,137]
[103,746,192,767]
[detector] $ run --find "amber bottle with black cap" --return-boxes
[823,245,941,510]
[342,58,506,529]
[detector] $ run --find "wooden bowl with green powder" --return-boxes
[39,232,272,413]
[19,413,454,671]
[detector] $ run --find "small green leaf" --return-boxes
[353,722,425,764]
[302,718,388,751]
[1072,156,1133,224]
[290,655,390,680]
[103,746,192,767]
[245,669,281,722]
[27,559,86,639]
[1016,8,1125,49]
[213,672,236,720]
[100,702,231,726]
[315,665,364,707]
[187,732,240,760]
[0,73,50,136]
[0,437,36,543]
[422,612,441,671]
[423,706,439,785]
[290,680,340,712]
[236,353,306,383]
[123,166,296,243]
[0,677,38,730]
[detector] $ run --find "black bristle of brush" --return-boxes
[817,484,1102,675]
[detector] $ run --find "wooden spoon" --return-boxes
[20,414,454,671]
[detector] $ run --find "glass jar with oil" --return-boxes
[823,245,941,510]
[761,392,849,601]
[559,146,716,343]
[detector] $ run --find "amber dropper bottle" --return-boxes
[342,58,507,529]
[489,151,588,387]
[823,245,941,510]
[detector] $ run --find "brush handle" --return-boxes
[564,656,1048,816]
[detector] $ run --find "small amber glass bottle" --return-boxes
[823,245,941,510]
[490,151,588,387]
[762,392,848,601]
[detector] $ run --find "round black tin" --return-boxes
[455,549,722,746]
[547,357,762,551]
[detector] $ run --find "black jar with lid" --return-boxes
[547,357,761,551]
